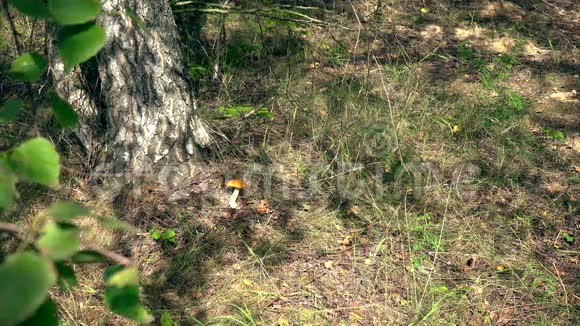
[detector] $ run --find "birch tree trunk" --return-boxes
[54,0,210,194]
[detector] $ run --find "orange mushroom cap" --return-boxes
[226,179,246,189]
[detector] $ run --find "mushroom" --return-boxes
[225,179,246,209]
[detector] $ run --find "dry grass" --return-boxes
[1,0,579,325]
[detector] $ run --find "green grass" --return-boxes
[2,1,579,325]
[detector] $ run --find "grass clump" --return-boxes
[2,0,579,325]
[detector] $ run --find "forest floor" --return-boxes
[1,0,579,325]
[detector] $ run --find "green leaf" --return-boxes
[562,232,574,244]
[105,286,153,324]
[0,99,21,123]
[160,312,175,326]
[55,262,77,289]
[48,0,100,25]
[151,229,161,241]
[105,284,140,311]
[37,222,80,260]
[0,252,57,325]
[161,230,175,241]
[6,137,60,186]
[161,230,176,244]
[8,52,47,82]
[215,106,272,120]
[50,95,78,128]
[215,107,239,119]
[106,267,138,287]
[8,0,50,18]
[429,285,448,294]
[18,298,58,326]
[546,129,565,141]
[106,296,153,323]
[45,200,89,220]
[71,250,105,264]
[216,106,254,119]
[188,65,209,79]
[256,108,274,119]
[57,23,105,71]
[0,162,18,209]
[104,265,125,281]
[104,267,153,324]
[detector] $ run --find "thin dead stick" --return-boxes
[347,0,362,47]
[1,0,22,54]
[345,0,362,73]
[84,246,131,266]
[552,262,569,310]
[0,222,21,236]
[1,0,38,128]
[27,18,38,50]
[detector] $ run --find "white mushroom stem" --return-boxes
[229,188,240,208]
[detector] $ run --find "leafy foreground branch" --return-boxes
[0,0,152,324]
[0,201,152,325]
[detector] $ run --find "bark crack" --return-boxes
[52,0,210,193]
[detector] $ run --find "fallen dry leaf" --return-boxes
[222,208,236,219]
[545,182,567,194]
[347,205,361,215]
[341,235,353,246]
[308,62,320,69]
[255,199,271,214]
[242,279,253,287]
[278,317,290,326]
[286,217,299,231]
[553,265,567,277]
[490,306,517,326]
